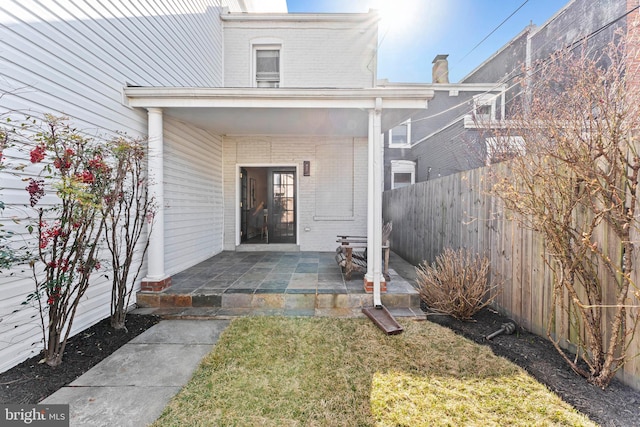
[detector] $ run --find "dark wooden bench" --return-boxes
[335,222,392,281]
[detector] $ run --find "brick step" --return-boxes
[136,291,420,311]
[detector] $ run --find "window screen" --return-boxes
[392,124,407,145]
[390,121,410,146]
[393,172,412,188]
[256,49,280,86]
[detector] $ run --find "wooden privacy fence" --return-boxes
[383,165,640,389]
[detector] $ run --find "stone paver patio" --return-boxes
[134,251,423,318]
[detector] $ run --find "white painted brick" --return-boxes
[223,17,377,88]
[223,136,368,251]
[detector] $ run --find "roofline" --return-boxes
[220,10,379,23]
[460,24,535,83]
[123,86,434,109]
[460,1,575,83]
[377,81,507,92]
[528,0,575,39]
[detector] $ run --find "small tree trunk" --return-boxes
[45,314,63,367]
[110,293,127,330]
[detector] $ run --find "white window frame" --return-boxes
[485,136,525,165]
[251,39,283,88]
[388,120,411,148]
[390,160,415,189]
[473,94,498,122]
[464,91,506,128]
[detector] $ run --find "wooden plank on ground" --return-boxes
[362,306,404,335]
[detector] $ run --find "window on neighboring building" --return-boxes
[485,136,525,165]
[473,94,498,122]
[391,160,415,189]
[389,120,411,147]
[255,48,280,87]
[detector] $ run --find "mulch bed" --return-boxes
[425,306,640,427]
[0,314,160,404]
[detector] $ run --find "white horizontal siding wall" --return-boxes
[223,15,377,88]
[223,136,368,251]
[0,0,230,373]
[163,116,224,275]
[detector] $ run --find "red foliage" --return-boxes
[26,178,45,207]
[29,145,46,163]
[76,170,95,184]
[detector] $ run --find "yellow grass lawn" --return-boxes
[152,317,594,427]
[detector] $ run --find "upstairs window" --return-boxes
[255,48,280,88]
[389,120,411,148]
[390,160,415,189]
[464,91,505,128]
[472,94,498,122]
[485,136,525,165]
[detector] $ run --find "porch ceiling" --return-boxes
[124,86,435,136]
[163,106,420,136]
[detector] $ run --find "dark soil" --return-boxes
[425,306,640,427]
[0,314,160,404]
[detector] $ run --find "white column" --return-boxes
[144,107,166,282]
[366,98,384,307]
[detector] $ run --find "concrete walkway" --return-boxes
[41,320,230,427]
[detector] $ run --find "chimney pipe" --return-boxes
[432,54,449,84]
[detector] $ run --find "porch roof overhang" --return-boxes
[123,86,435,136]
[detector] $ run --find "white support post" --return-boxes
[142,107,169,290]
[366,98,384,307]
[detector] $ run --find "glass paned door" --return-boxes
[240,168,248,242]
[269,170,296,243]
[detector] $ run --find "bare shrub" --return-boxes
[416,248,499,320]
[103,137,155,331]
[483,30,640,388]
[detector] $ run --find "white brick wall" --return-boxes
[223,136,368,251]
[223,14,377,88]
